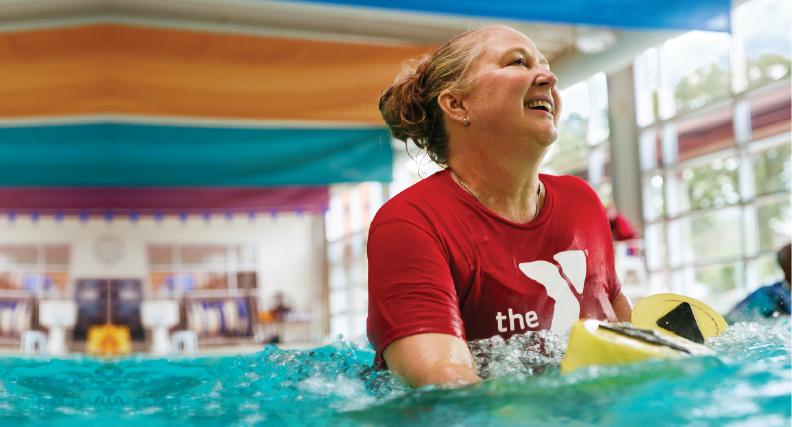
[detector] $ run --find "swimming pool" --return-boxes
[0,319,789,426]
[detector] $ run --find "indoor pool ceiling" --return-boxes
[0,0,689,88]
[0,0,724,205]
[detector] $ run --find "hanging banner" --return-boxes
[0,123,392,186]
[0,187,329,213]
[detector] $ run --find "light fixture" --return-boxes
[575,28,617,54]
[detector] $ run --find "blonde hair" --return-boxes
[379,25,512,167]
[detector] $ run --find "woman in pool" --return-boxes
[367,25,632,388]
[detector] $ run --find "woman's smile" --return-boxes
[524,96,555,120]
[525,105,554,120]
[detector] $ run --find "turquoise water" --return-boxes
[0,320,789,426]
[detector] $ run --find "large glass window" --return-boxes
[689,262,744,300]
[551,81,593,166]
[668,207,743,268]
[677,156,741,211]
[543,73,611,199]
[756,198,792,253]
[735,0,791,90]
[635,0,791,313]
[325,181,385,343]
[663,31,732,114]
[752,144,792,197]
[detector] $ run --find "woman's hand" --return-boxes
[611,292,632,323]
[383,333,482,388]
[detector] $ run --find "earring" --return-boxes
[463,118,469,126]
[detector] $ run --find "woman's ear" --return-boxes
[437,90,468,125]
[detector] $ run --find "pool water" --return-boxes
[0,319,789,426]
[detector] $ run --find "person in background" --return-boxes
[606,201,637,242]
[726,243,791,324]
[367,25,631,389]
[270,291,292,321]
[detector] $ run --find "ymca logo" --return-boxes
[495,250,587,336]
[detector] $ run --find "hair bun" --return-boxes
[379,54,433,148]
[379,25,504,167]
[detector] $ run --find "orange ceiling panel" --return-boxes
[0,24,433,123]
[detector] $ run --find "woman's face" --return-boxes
[463,27,561,152]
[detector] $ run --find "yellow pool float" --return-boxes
[86,323,132,356]
[631,293,728,343]
[560,293,726,374]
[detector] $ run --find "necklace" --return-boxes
[450,169,543,221]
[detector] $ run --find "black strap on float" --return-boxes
[598,323,692,354]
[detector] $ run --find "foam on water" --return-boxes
[0,320,789,426]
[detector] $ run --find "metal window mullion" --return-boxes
[641,175,658,222]
[36,244,45,299]
[657,44,677,121]
[227,244,237,292]
[633,51,655,127]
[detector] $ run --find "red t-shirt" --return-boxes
[610,212,638,241]
[366,169,621,368]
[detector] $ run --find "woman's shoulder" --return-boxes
[542,173,588,188]
[542,174,605,209]
[543,174,598,195]
[371,170,451,231]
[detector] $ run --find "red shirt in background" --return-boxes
[366,170,621,368]
[609,212,638,241]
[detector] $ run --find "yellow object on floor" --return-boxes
[560,319,714,374]
[86,323,132,356]
[631,293,728,344]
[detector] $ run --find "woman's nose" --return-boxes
[536,68,558,88]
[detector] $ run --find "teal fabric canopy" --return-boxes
[0,123,393,187]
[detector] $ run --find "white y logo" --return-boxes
[518,250,586,335]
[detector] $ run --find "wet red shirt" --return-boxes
[366,169,621,367]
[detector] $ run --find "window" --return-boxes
[635,0,791,312]
[734,0,791,91]
[0,245,70,297]
[325,181,386,343]
[756,198,791,253]
[147,244,258,297]
[676,156,741,212]
[664,32,732,114]
[543,72,611,199]
[752,143,792,197]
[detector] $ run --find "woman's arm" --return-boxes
[383,333,482,388]
[611,292,632,322]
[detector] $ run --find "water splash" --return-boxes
[707,319,791,365]
[0,319,788,426]
[468,329,567,378]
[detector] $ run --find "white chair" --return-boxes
[614,239,647,291]
[170,330,197,355]
[38,300,77,356]
[20,330,47,355]
[141,300,180,356]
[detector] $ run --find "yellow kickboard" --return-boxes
[86,323,132,356]
[631,293,727,343]
[560,319,713,374]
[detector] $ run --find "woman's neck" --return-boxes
[448,146,548,224]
